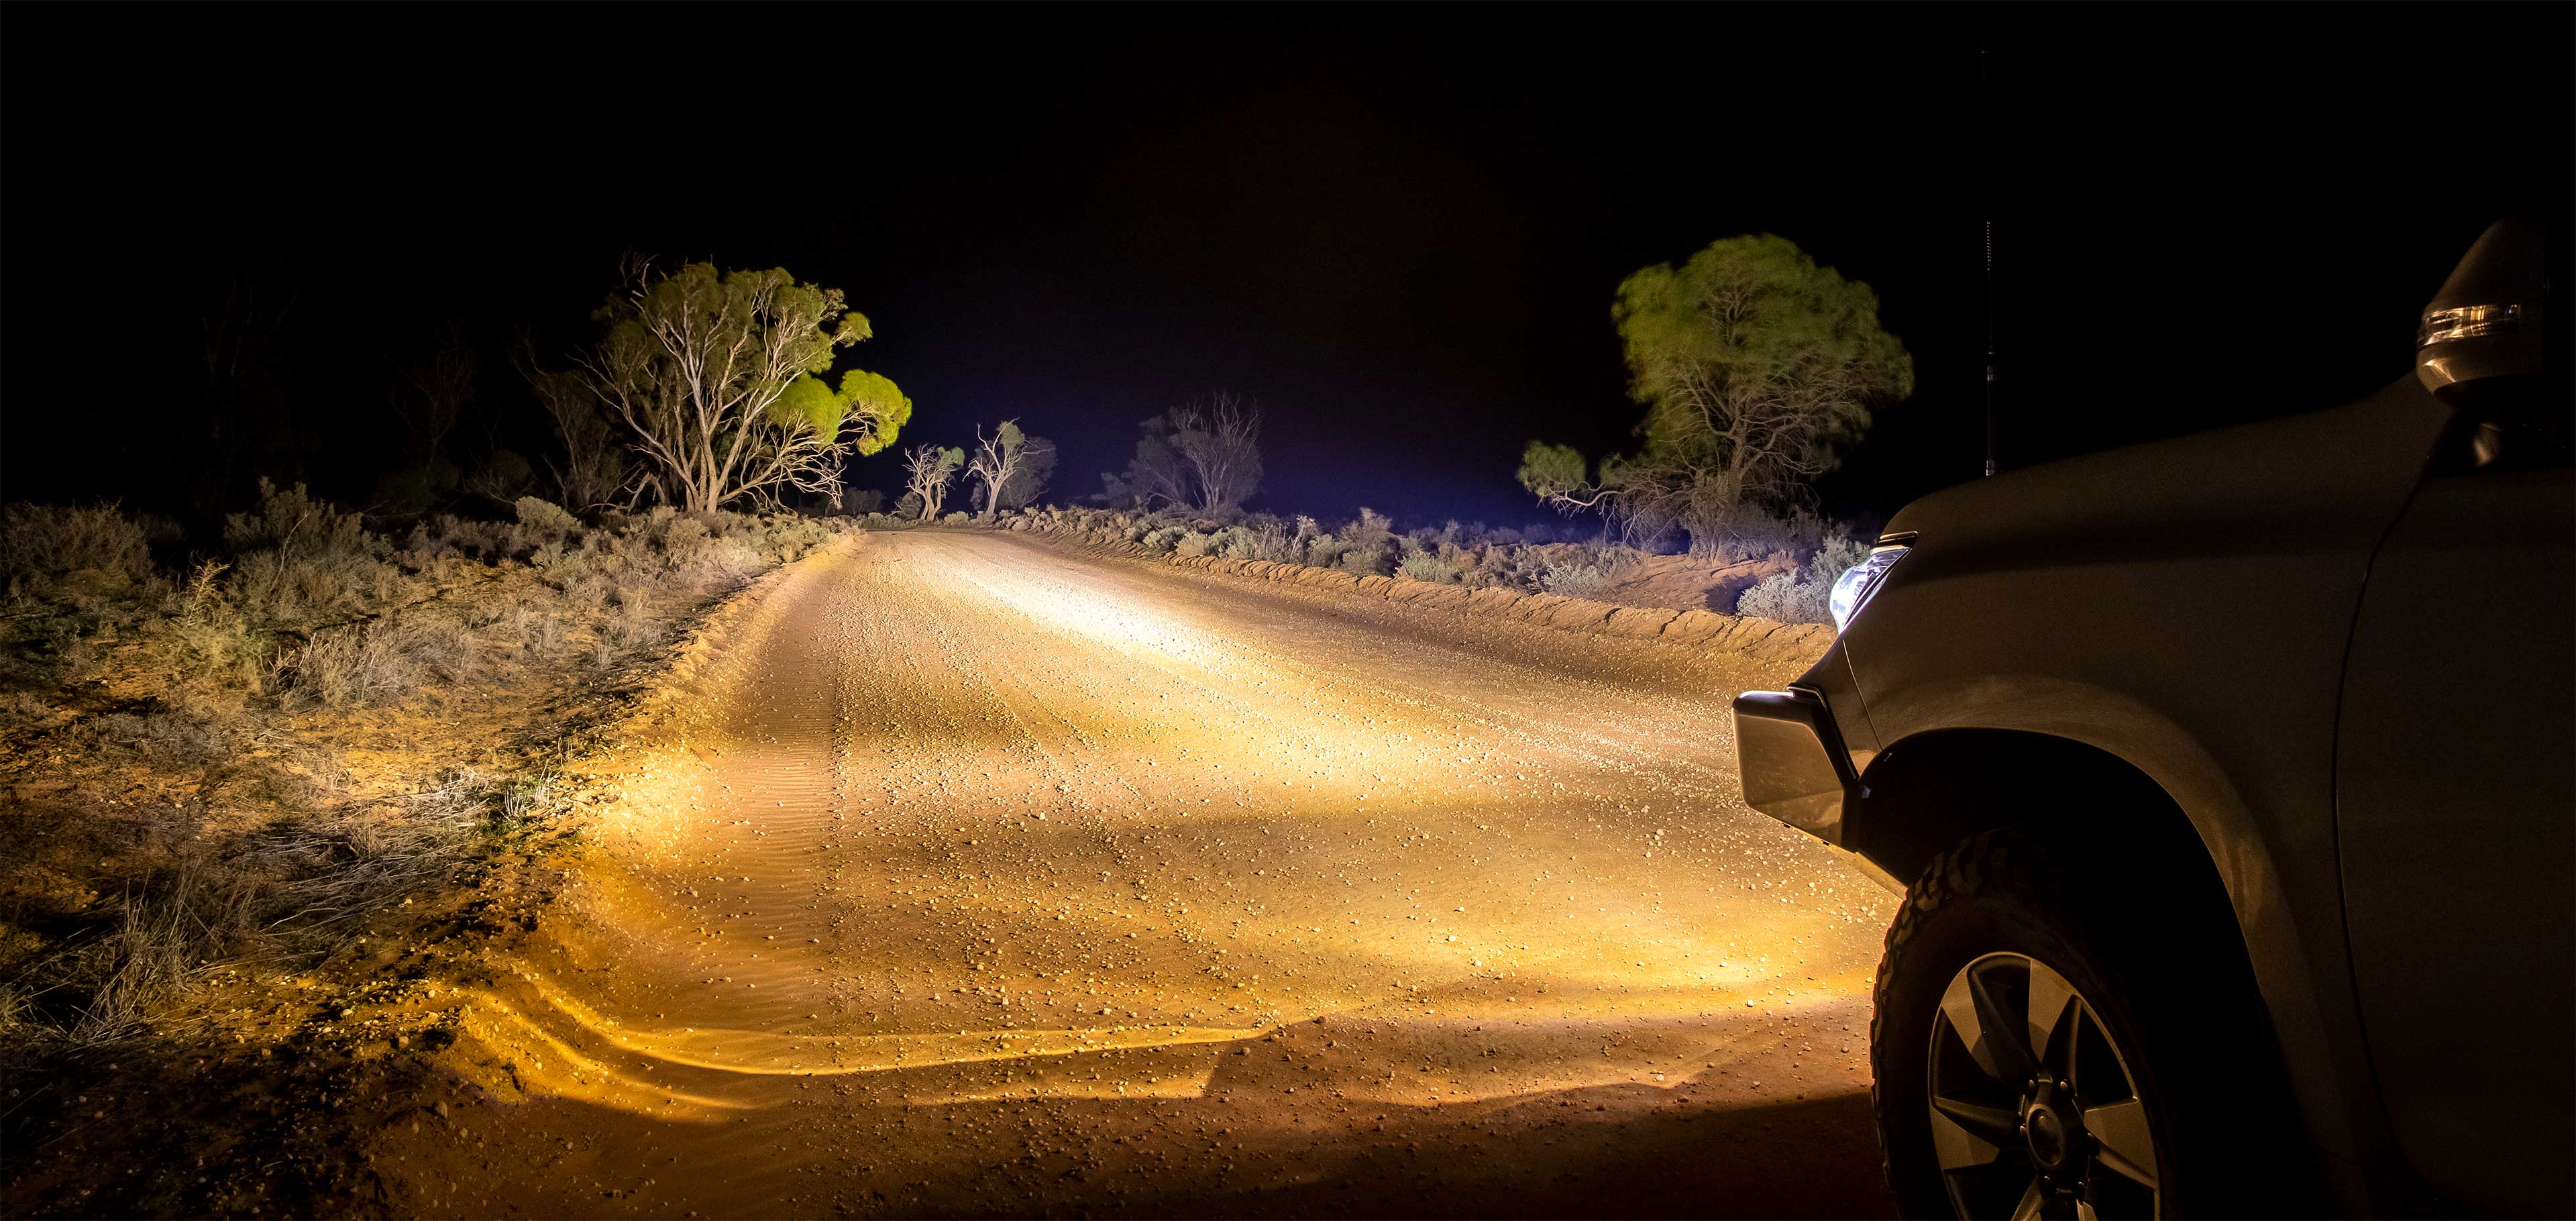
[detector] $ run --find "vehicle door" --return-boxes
[2334,411,2574,1218]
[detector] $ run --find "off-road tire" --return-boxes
[1870,827,2298,1218]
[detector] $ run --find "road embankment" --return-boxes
[984,517,1839,669]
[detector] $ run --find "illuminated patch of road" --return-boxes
[390,530,1897,1217]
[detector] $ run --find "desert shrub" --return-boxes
[1446,544,1508,588]
[428,513,511,557]
[1217,517,1295,562]
[1733,529,1869,624]
[1324,508,1397,575]
[1733,569,1833,624]
[88,709,250,767]
[660,515,711,565]
[156,563,270,699]
[1,502,153,588]
[1811,529,1870,579]
[608,600,665,650]
[223,480,371,560]
[1692,503,1834,564]
[636,505,681,542]
[1397,547,1460,583]
[1173,531,1218,558]
[0,689,58,733]
[511,606,568,655]
[1344,508,1394,551]
[564,573,615,611]
[1538,560,1615,600]
[1142,526,1189,555]
[679,535,765,586]
[67,860,256,1044]
[215,484,402,625]
[514,496,581,540]
[941,511,971,525]
[272,615,473,709]
[225,550,389,625]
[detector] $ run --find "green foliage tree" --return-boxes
[1521,235,1912,551]
[549,260,912,513]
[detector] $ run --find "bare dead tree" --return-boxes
[513,328,625,510]
[902,443,964,520]
[965,420,1029,520]
[1169,392,1264,513]
[192,280,301,522]
[997,434,1057,511]
[392,322,477,466]
[1102,416,1195,511]
[200,281,292,394]
[1104,393,1265,515]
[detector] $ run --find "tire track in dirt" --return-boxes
[374,528,1900,1218]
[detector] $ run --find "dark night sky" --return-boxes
[3,5,2568,529]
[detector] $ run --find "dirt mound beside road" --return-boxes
[998,518,1835,668]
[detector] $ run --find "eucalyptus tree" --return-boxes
[966,420,1029,520]
[1102,392,1264,514]
[996,434,1057,511]
[1520,235,1911,551]
[966,421,1057,517]
[551,260,912,512]
[902,443,965,519]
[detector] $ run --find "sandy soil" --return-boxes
[370,527,1900,1218]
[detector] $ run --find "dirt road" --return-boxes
[374,529,1900,1217]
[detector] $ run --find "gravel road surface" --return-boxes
[376,528,1899,1217]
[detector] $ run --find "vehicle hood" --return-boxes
[1884,375,2454,565]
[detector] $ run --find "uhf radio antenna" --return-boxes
[1982,44,1998,478]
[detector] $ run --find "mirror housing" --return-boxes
[2416,217,2549,406]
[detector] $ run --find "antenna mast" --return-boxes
[1982,44,1998,478]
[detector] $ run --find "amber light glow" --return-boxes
[380,531,1896,1213]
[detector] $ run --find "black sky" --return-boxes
[3,5,2568,528]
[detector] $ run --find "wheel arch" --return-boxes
[1847,726,2341,1204]
[1849,729,2237,946]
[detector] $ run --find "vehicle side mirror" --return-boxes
[2416,217,2549,407]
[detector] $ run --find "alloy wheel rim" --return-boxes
[1925,951,2162,1220]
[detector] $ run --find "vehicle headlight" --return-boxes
[1829,544,1910,633]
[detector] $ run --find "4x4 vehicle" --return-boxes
[1735,219,2570,1219]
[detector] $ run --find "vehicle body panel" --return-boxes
[1754,376,2461,1206]
[2333,460,2575,1218]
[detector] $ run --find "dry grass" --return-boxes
[1,485,850,1214]
[0,484,851,1063]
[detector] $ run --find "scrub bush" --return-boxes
[1538,560,1615,600]
[1,502,154,589]
[513,495,582,539]
[1733,531,1865,623]
[272,615,475,709]
[1733,570,1830,623]
[1397,548,1460,583]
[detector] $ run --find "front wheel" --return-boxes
[1871,829,2287,1219]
